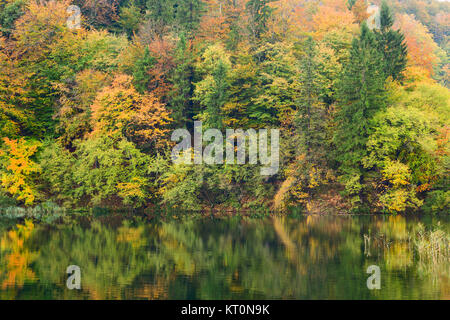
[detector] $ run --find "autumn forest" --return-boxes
[0,0,449,214]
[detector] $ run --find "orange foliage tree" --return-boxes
[311,0,356,40]
[351,0,369,24]
[394,13,441,78]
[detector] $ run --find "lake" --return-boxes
[0,214,448,300]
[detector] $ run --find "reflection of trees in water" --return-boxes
[0,215,447,299]
[0,220,38,299]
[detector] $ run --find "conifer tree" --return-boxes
[169,34,195,128]
[246,0,274,41]
[374,1,408,81]
[175,0,204,35]
[146,0,204,36]
[132,47,156,93]
[194,44,231,130]
[145,0,176,28]
[296,37,325,157]
[333,24,387,204]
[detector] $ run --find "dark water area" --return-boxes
[0,214,448,300]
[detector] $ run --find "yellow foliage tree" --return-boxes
[0,138,41,205]
[90,74,172,150]
[379,160,423,213]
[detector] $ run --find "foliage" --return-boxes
[333,24,387,205]
[90,74,172,151]
[0,138,41,205]
[0,0,447,213]
[0,216,447,299]
[375,1,408,81]
[72,136,153,207]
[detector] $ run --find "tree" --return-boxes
[54,69,110,151]
[132,46,156,93]
[0,0,25,37]
[194,44,232,129]
[11,0,73,137]
[169,34,195,128]
[311,0,356,41]
[0,37,31,138]
[0,137,41,205]
[174,0,205,35]
[351,0,368,24]
[245,0,274,42]
[90,74,172,152]
[145,38,176,102]
[145,0,204,36]
[75,0,121,29]
[250,41,298,127]
[296,37,326,154]
[145,0,176,35]
[278,37,329,209]
[333,23,387,205]
[72,136,152,207]
[363,104,439,213]
[394,13,442,78]
[119,2,144,38]
[374,1,408,81]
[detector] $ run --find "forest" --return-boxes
[0,0,449,214]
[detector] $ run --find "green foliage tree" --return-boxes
[72,136,152,207]
[246,0,274,41]
[146,0,204,36]
[132,46,156,93]
[169,34,195,128]
[0,0,25,37]
[296,37,326,155]
[374,1,408,81]
[194,44,232,129]
[119,2,144,38]
[333,24,387,205]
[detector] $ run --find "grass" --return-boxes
[414,223,449,276]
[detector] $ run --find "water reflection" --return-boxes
[0,215,448,300]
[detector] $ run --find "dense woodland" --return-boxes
[0,0,448,213]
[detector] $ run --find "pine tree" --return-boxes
[296,37,325,158]
[174,0,204,35]
[291,37,328,200]
[246,0,274,41]
[146,0,176,28]
[193,44,231,130]
[169,34,195,128]
[132,47,156,94]
[374,1,408,81]
[145,0,204,36]
[205,60,230,129]
[333,24,387,203]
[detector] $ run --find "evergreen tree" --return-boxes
[246,0,274,41]
[194,44,231,130]
[347,0,357,10]
[333,24,387,204]
[289,37,329,200]
[296,37,325,157]
[205,60,230,129]
[0,0,26,37]
[132,47,156,94]
[375,1,408,81]
[146,0,176,28]
[169,34,195,128]
[174,0,204,35]
[146,0,204,36]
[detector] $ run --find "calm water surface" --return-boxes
[0,214,448,300]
